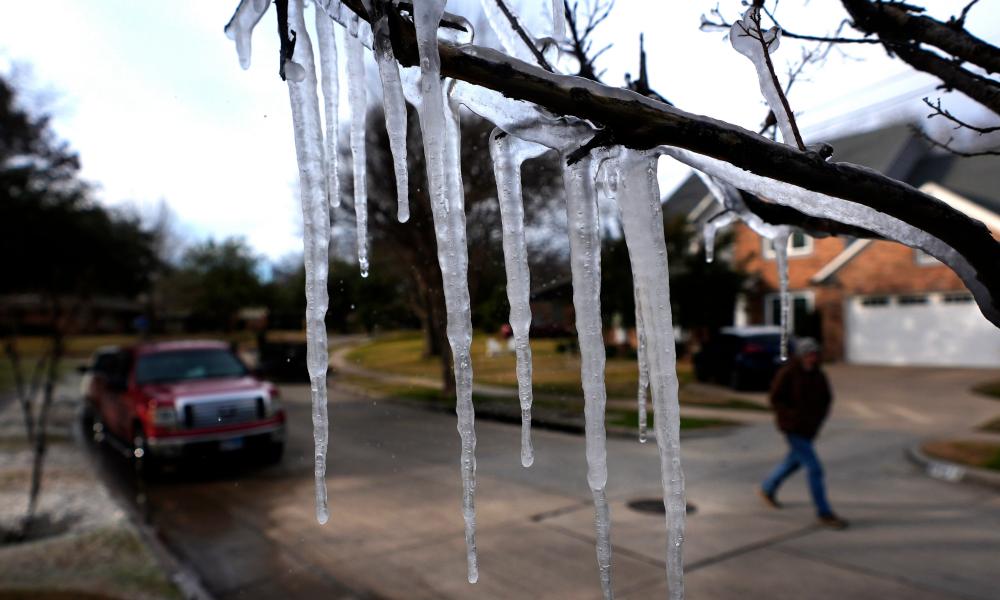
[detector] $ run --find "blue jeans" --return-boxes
[762,433,833,517]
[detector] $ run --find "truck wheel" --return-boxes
[263,441,284,465]
[132,425,158,478]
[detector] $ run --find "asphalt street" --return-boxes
[91,365,1000,599]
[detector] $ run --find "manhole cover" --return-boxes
[626,498,697,515]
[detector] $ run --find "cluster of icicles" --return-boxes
[225,2,979,598]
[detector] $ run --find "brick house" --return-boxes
[664,124,1000,367]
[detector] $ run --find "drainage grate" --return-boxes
[626,498,697,515]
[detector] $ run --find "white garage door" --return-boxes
[846,292,1000,367]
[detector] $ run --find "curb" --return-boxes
[74,406,215,600]
[905,443,1000,491]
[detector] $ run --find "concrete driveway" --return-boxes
[118,364,1000,599]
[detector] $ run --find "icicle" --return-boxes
[365,0,410,222]
[634,291,649,444]
[344,19,370,277]
[224,0,270,70]
[562,153,613,599]
[412,2,480,584]
[283,0,331,526]
[729,8,797,147]
[550,0,566,44]
[614,149,685,600]
[488,129,548,468]
[772,231,791,361]
[314,7,341,209]
[702,211,737,263]
[414,1,450,217]
[479,0,541,66]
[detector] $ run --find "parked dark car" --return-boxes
[693,326,791,391]
[82,340,285,471]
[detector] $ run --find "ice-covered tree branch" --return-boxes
[326,0,1000,326]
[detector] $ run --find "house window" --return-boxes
[943,292,973,304]
[762,231,813,259]
[860,295,890,307]
[897,294,929,305]
[764,291,815,336]
[914,249,941,266]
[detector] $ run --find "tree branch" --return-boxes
[329,0,1000,325]
[492,0,554,72]
[922,97,1000,134]
[842,0,1000,75]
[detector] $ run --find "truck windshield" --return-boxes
[135,349,248,384]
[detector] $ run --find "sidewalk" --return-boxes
[0,386,183,599]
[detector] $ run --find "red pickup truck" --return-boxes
[83,340,285,469]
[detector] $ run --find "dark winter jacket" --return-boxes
[769,358,832,439]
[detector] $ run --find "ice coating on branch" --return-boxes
[614,149,685,600]
[772,231,791,361]
[669,145,992,327]
[729,8,797,147]
[365,0,410,222]
[412,1,480,584]
[224,0,270,70]
[479,0,541,65]
[551,0,566,44]
[693,171,792,357]
[414,0,450,216]
[283,0,330,526]
[345,23,370,276]
[315,0,374,47]
[314,8,341,209]
[563,153,613,599]
[702,211,737,263]
[488,129,548,468]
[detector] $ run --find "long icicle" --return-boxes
[488,129,547,467]
[284,0,331,526]
[366,0,410,222]
[412,1,480,584]
[563,152,613,600]
[615,149,685,600]
[345,18,370,276]
[314,6,341,209]
[773,230,791,361]
[634,289,649,443]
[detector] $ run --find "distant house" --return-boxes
[663,124,1000,368]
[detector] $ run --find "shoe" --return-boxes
[758,487,781,509]
[817,513,849,530]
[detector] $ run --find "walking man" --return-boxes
[759,338,848,529]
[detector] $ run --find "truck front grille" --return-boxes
[183,396,262,429]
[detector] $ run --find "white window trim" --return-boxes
[762,232,813,260]
[763,290,815,332]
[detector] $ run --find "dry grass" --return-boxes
[346,331,695,398]
[922,439,1000,471]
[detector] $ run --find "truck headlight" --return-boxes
[152,406,177,428]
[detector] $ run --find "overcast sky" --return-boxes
[2,0,997,261]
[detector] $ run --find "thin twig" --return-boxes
[922,97,1000,134]
[493,0,554,72]
[912,125,1000,157]
[747,7,806,150]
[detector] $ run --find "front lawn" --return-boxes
[346,331,695,399]
[922,440,1000,472]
